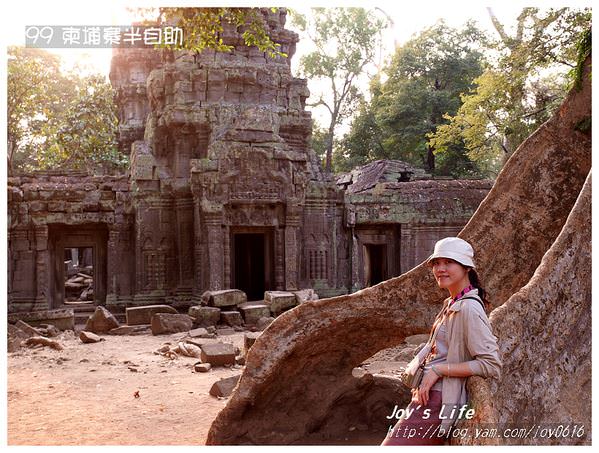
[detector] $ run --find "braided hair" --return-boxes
[468,268,490,313]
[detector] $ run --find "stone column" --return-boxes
[284,203,301,291]
[400,225,413,275]
[204,210,224,290]
[33,224,49,310]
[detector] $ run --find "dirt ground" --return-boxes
[7,329,246,446]
[7,327,413,446]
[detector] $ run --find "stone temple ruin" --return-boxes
[7,8,491,324]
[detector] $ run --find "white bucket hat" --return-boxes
[427,237,476,268]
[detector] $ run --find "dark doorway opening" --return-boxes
[231,229,274,301]
[48,224,108,309]
[364,244,387,286]
[64,247,94,304]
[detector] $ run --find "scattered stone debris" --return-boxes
[209,375,241,398]
[64,269,94,302]
[235,355,245,366]
[202,290,247,308]
[108,325,150,336]
[220,311,243,327]
[216,327,235,336]
[237,303,270,325]
[188,306,221,327]
[264,291,298,316]
[79,331,103,344]
[194,362,212,373]
[151,313,194,335]
[126,305,178,326]
[37,324,61,337]
[84,306,119,334]
[200,343,236,367]
[176,342,202,358]
[24,336,64,351]
[15,320,42,337]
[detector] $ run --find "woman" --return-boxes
[382,237,502,446]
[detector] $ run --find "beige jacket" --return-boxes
[415,288,502,434]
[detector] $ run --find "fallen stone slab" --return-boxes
[209,375,241,397]
[85,306,119,333]
[237,303,270,325]
[203,289,247,308]
[188,327,210,338]
[151,313,194,335]
[244,332,261,355]
[9,322,36,340]
[189,306,221,327]
[264,291,297,316]
[216,327,236,336]
[194,362,212,373]
[126,304,178,326]
[201,343,236,366]
[8,308,75,331]
[24,336,64,350]
[37,324,61,337]
[108,325,150,336]
[15,320,43,337]
[220,311,243,327]
[79,331,103,343]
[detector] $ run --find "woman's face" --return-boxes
[429,257,469,291]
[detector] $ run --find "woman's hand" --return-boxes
[417,369,440,406]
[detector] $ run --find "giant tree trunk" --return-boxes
[206,57,591,445]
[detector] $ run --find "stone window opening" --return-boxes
[64,247,94,305]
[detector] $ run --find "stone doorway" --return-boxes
[364,243,387,286]
[48,224,108,309]
[231,228,274,301]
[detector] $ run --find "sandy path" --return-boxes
[7,330,246,445]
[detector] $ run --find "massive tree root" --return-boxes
[207,58,591,445]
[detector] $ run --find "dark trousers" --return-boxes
[381,390,447,446]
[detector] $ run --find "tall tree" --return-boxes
[7,47,125,174]
[292,8,389,174]
[429,8,591,174]
[340,20,486,176]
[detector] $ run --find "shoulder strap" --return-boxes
[460,296,486,311]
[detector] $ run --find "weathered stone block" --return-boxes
[264,291,297,315]
[150,313,193,335]
[79,331,102,343]
[126,304,178,326]
[203,289,247,308]
[7,309,74,331]
[244,332,261,355]
[14,320,42,337]
[220,311,243,327]
[200,342,236,366]
[85,306,120,333]
[195,362,212,372]
[188,327,209,338]
[188,306,221,327]
[209,374,240,397]
[237,303,271,325]
[108,325,150,335]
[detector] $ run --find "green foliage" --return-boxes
[341,20,487,177]
[569,28,592,91]
[292,7,390,173]
[7,46,125,175]
[429,8,591,174]
[150,7,286,58]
